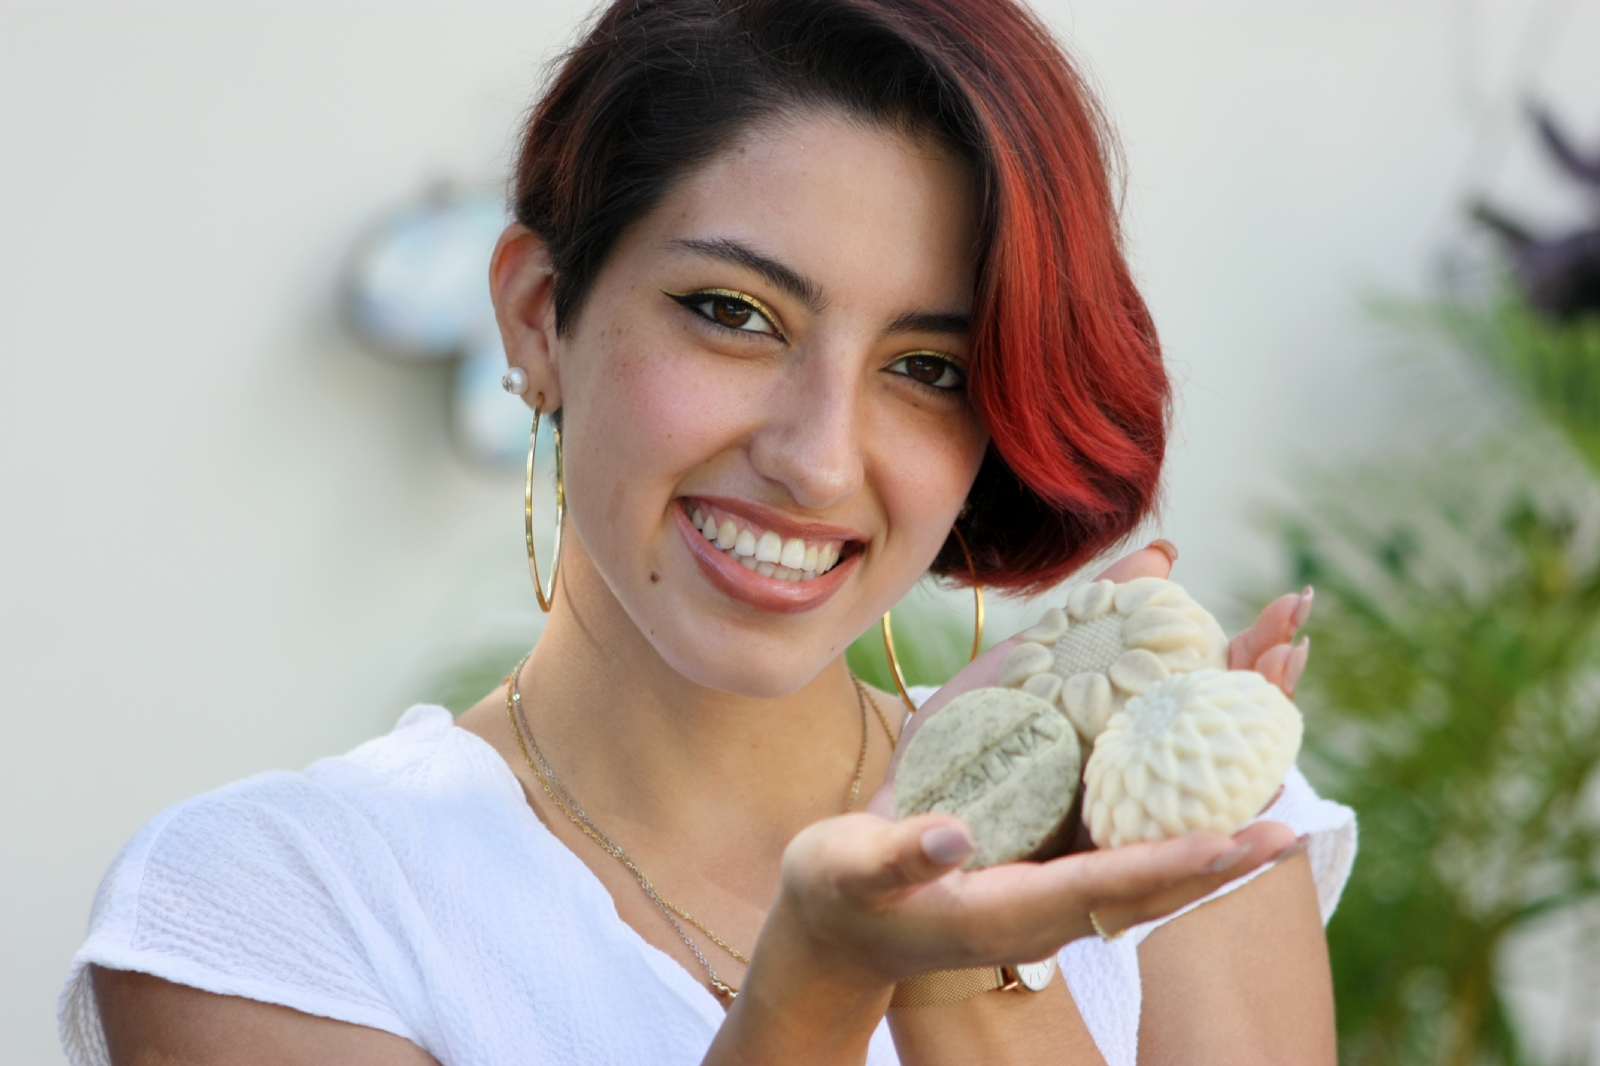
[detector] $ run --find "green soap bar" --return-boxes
[896,687,1082,868]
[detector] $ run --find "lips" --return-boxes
[673,497,864,614]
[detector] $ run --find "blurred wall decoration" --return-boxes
[342,186,535,467]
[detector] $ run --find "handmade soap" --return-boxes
[997,577,1230,748]
[896,687,1082,868]
[1081,668,1302,848]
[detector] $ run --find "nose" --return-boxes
[746,348,865,512]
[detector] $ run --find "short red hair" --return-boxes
[515,0,1168,595]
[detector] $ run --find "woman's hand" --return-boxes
[704,807,1294,1065]
[771,808,1293,987]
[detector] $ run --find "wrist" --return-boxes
[710,894,892,1063]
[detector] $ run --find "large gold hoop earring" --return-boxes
[525,393,565,612]
[882,526,984,715]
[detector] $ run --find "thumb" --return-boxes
[1093,540,1177,584]
[847,814,977,897]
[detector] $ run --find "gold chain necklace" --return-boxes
[505,654,896,1000]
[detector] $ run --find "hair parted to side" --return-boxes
[513,0,1169,595]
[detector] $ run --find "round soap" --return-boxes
[997,577,1230,748]
[896,688,1081,868]
[1081,669,1303,849]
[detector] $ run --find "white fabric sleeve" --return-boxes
[58,773,421,1066]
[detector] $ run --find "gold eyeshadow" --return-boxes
[662,288,789,341]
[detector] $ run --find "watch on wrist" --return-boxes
[888,958,1057,1009]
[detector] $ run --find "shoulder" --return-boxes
[117,705,470,901]
[60,707,481,1064]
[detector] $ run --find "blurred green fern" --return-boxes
[1263,297,1600,1065]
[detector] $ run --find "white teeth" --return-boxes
[780,537,806,569]
[692,504,847,579]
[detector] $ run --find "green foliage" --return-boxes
[1440,298,1600,478]
[847,586,986,694]
[1262,301,1600,1065]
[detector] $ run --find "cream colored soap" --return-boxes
[998,577,1230,748]
[896,688,1082,868]
[1081,669,1303,848]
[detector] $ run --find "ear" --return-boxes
[490,223,562,412]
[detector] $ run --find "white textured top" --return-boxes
[60,700,1355,1066]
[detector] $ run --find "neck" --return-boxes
[499,537,873,852]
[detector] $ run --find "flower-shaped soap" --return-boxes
[998,577,1230,748]
[896,688,1082,868]
[1082,669,1302,848]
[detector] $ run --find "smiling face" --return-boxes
[506,111,988,697]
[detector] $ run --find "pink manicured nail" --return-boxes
[1290,586,1315,631]
[1147,539,1179,565]
[1283,637,1310,695]
[922,826,976,865]
[1206,844,1251,873]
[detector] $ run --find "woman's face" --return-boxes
[529,111,986,697]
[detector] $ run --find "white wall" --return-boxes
[3,2,1597,1062]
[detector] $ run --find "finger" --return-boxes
[1093,540,1177,584]
[786,813,975,900]
[1251,642,1294,691]
[1084,822,1301,937]
[1282,637,1310,696]
[864,781,896,820]
[1228,589,1306,669]
[950,823,1292,952]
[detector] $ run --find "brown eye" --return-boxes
[663,289,784,339]
[711,298,752,329]
[905,355,946,385]
[889,352,965,392]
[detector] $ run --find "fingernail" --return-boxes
[1272,834,1310,863]
[1147,539,1179,565]
[1290,586,1315,631]
[1283,637,1310,695]
[1205,843,1251,873]
[922,826,976,865]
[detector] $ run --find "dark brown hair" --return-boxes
[513,0,1168,594]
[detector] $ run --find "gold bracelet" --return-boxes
[889,966,1007,1009]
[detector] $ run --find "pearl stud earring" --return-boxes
[501,367,528,395]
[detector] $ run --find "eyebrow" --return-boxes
[667,236,969,338]
[668,238,826,312]
[884,309,970,337]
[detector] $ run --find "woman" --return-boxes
[62,0,1353,1062]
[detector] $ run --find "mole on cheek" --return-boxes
[650,571,660,583]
